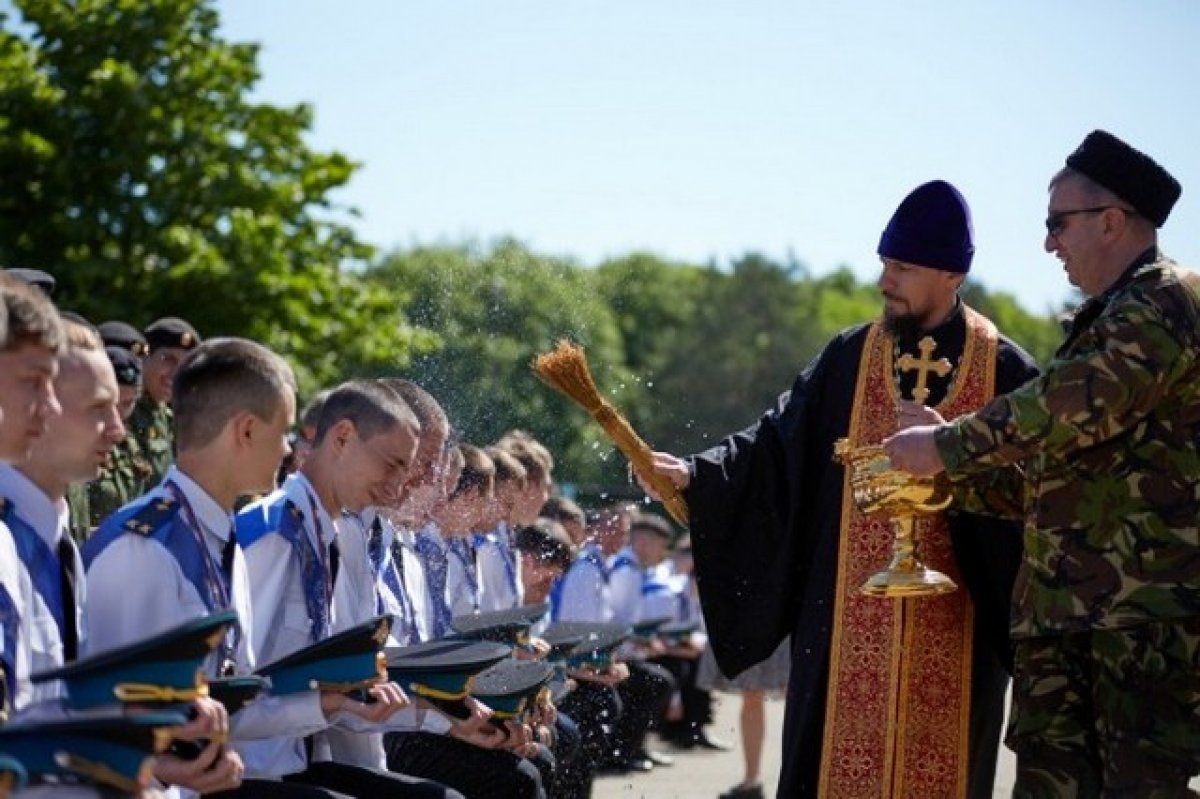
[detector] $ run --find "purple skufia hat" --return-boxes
[877,180,974,274]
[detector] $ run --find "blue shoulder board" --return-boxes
[82,493,180,570]
[609,552,638,573]
[236,491,300,550]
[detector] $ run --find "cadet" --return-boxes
[0,316,122,706]
[129,316,200,483]
[237,380,469,798]
[0,273,62,717]
[85,345,152,531]
[604,513,677,774]
[886,130,1200,797]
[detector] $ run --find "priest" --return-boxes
[642,180,1041,798]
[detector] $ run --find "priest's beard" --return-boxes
[883,310,923,340]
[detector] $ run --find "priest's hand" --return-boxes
[637,452,690,499]
[882,425,946,477]
[896,400,945,429]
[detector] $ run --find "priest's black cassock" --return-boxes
[687,303,1040,798]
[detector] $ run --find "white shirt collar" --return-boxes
[163,466,232,542]
[284,472,337,543]
[0,463,69,548]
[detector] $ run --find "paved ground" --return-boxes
[594,691,785,799]
[595,688,1198,797]
[595,691,1006,798]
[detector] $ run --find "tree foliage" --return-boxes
[0,0,426,390]
[369,240,634,486]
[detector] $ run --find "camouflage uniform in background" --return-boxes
[936,251,1200,797]
[65,482,92,543]
[127,393,173,485]
[87,435,152,529]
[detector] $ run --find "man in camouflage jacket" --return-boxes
[886,131,1199,798]
[128,317,200,483]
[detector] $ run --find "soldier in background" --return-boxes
[84,345,150,532]
[887,130,1200,796]
[128,316,200,483]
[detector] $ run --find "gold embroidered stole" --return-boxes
[818,307,999,799]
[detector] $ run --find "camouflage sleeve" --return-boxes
[935,298,1192,472]
[947,464,1027,520]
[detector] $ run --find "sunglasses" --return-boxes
[1045,206,1137,237]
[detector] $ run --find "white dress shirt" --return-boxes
[0,464,86,710]
[444,535,484,617]
[239,475,446,773]
[552,543,612,623]
[0,516,32,714]
[85,467,328,783]
[476,523,522,612]
[606,546,644,627]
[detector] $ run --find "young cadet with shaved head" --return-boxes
[86,339,408,798]
[237,380,464,798]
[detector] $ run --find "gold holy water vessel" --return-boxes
[833,439,958,598]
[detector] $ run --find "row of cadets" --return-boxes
[588,508,679,774]
[362,381,549,798]
[538,501,634,784]
[233,379,465,798]
[540,498,673,779]
[0,275,235,797]
[472,436,584,794]
[86,343,451,798]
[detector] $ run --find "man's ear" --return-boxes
[1101,206,1130,241]
[328,418,357,451]
[230,410,258,449]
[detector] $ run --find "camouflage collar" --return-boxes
[1060,247,1167,354]
[1097,245,1161,305]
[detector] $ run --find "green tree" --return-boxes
[0,0,425,390]
[623,253,829,454]
[369,240,633,486]
[961,282,1063,364]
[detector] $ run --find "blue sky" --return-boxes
[218,1,1198,314]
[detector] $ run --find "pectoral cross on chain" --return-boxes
[896,336,952,405]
